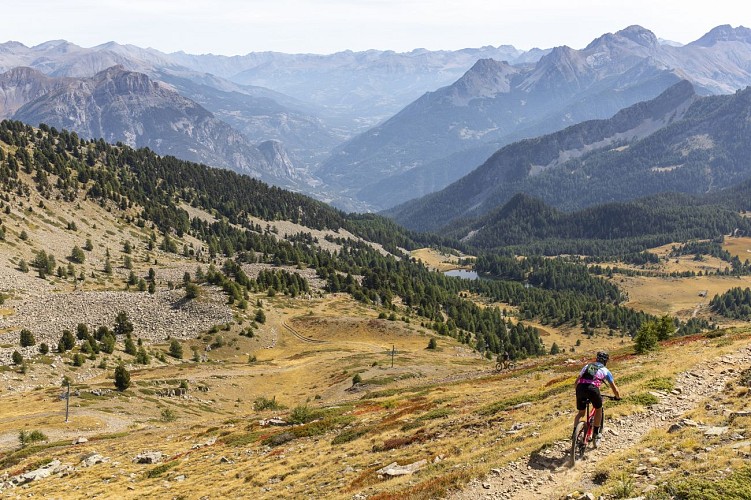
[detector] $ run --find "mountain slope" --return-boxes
[455,191,751,256]
[9,66,302,187]
[387,80,702,231]
[321,25,751,210]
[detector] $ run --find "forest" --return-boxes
[0,120,718,359]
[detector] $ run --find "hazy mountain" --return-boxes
[387,80,720,231]
[0,39,549,169]
[10,66,304,187]
[0,40,339,169]
[0,67,70,116]
[321,25,751,211]
[172,46,546,127]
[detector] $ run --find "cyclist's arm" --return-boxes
[607,379,621,399]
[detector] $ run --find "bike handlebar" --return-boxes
[602,395,621,401]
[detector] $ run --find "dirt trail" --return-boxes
[0,409,131,452]
[450,342,751,499]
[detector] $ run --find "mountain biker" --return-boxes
[573,351,621,447]
[502,350,511,369]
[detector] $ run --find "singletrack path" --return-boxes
[450,343,751,499]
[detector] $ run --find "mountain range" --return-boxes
[2,25,751,214]
[323,25,751,210]
[388,79,751,233]
[0,66,306,187]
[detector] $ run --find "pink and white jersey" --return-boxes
[575,362,614,388]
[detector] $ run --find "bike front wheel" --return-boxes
[495,362,503,372]
[570,422,587,465]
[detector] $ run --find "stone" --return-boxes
[376,459,427,477]
[73,437,88,445]
[80,454,106,467]
[482,482,491,489]
[667,423,683,433]
[260,418,288,426]
[219,456,234,464]
[11,460,67,485]
[578,493,595,500]
[134,452,163,464]
[490,468,502,476]
[704,426,729,437]
[511,402,532,410]
[643,484,658,493]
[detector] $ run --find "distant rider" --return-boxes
[573,351,620,447]
[502,350,511,369]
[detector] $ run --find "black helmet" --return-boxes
[596,351,609,364]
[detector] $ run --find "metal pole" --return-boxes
[65,381,70,423]
[391,345,395,368]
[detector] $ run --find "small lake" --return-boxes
[444,269,479,280]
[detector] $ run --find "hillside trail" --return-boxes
[450,342,751,500]
[0,409,131,452]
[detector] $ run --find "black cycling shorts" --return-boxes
[576,383,602,410]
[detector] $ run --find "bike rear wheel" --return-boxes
[570,422,587,465]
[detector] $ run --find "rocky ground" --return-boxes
[451,344,751,500]
[0,262,234,365]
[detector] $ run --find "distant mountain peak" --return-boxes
[691,25,751,46]
[448,58,519,103]
[615,25,659,47]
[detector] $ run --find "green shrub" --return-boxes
[645,377,675,392]
[624,392,659,406]
[262,432,295,447]
[253,396,282,411]
[19,430,48,447]
[146,461,177,478]
[169,340,183,359]
[160,409,177,422]
[332,427,370,445]
[289,405,322,425]
[661,466,751,500]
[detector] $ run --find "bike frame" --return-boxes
[571,394,616,464]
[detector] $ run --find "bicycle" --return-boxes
[570,394,619,465]
[494,358,516,372]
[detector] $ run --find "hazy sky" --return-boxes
[3,0,750,55]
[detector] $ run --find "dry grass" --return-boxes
[410,248,473,272]
[723,236,751,260]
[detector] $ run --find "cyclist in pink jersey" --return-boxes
[573,351,621,447]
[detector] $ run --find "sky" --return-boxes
[3,0,750,55]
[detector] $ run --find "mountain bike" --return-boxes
[570,394,619,465]
[494,357,516,372]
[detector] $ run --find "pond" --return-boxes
[443,269,479,280]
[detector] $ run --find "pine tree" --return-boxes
[19,329,35,347]
[634,321,658,354]
[114,364,131,391]
[169,339,183,359]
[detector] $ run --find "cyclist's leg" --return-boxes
[589,386,604,433]
[573,384,588,431]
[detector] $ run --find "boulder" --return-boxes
[80,453,106,467]
[134,451,163,464]
[704,426,729,437]
[376,459,427,477]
